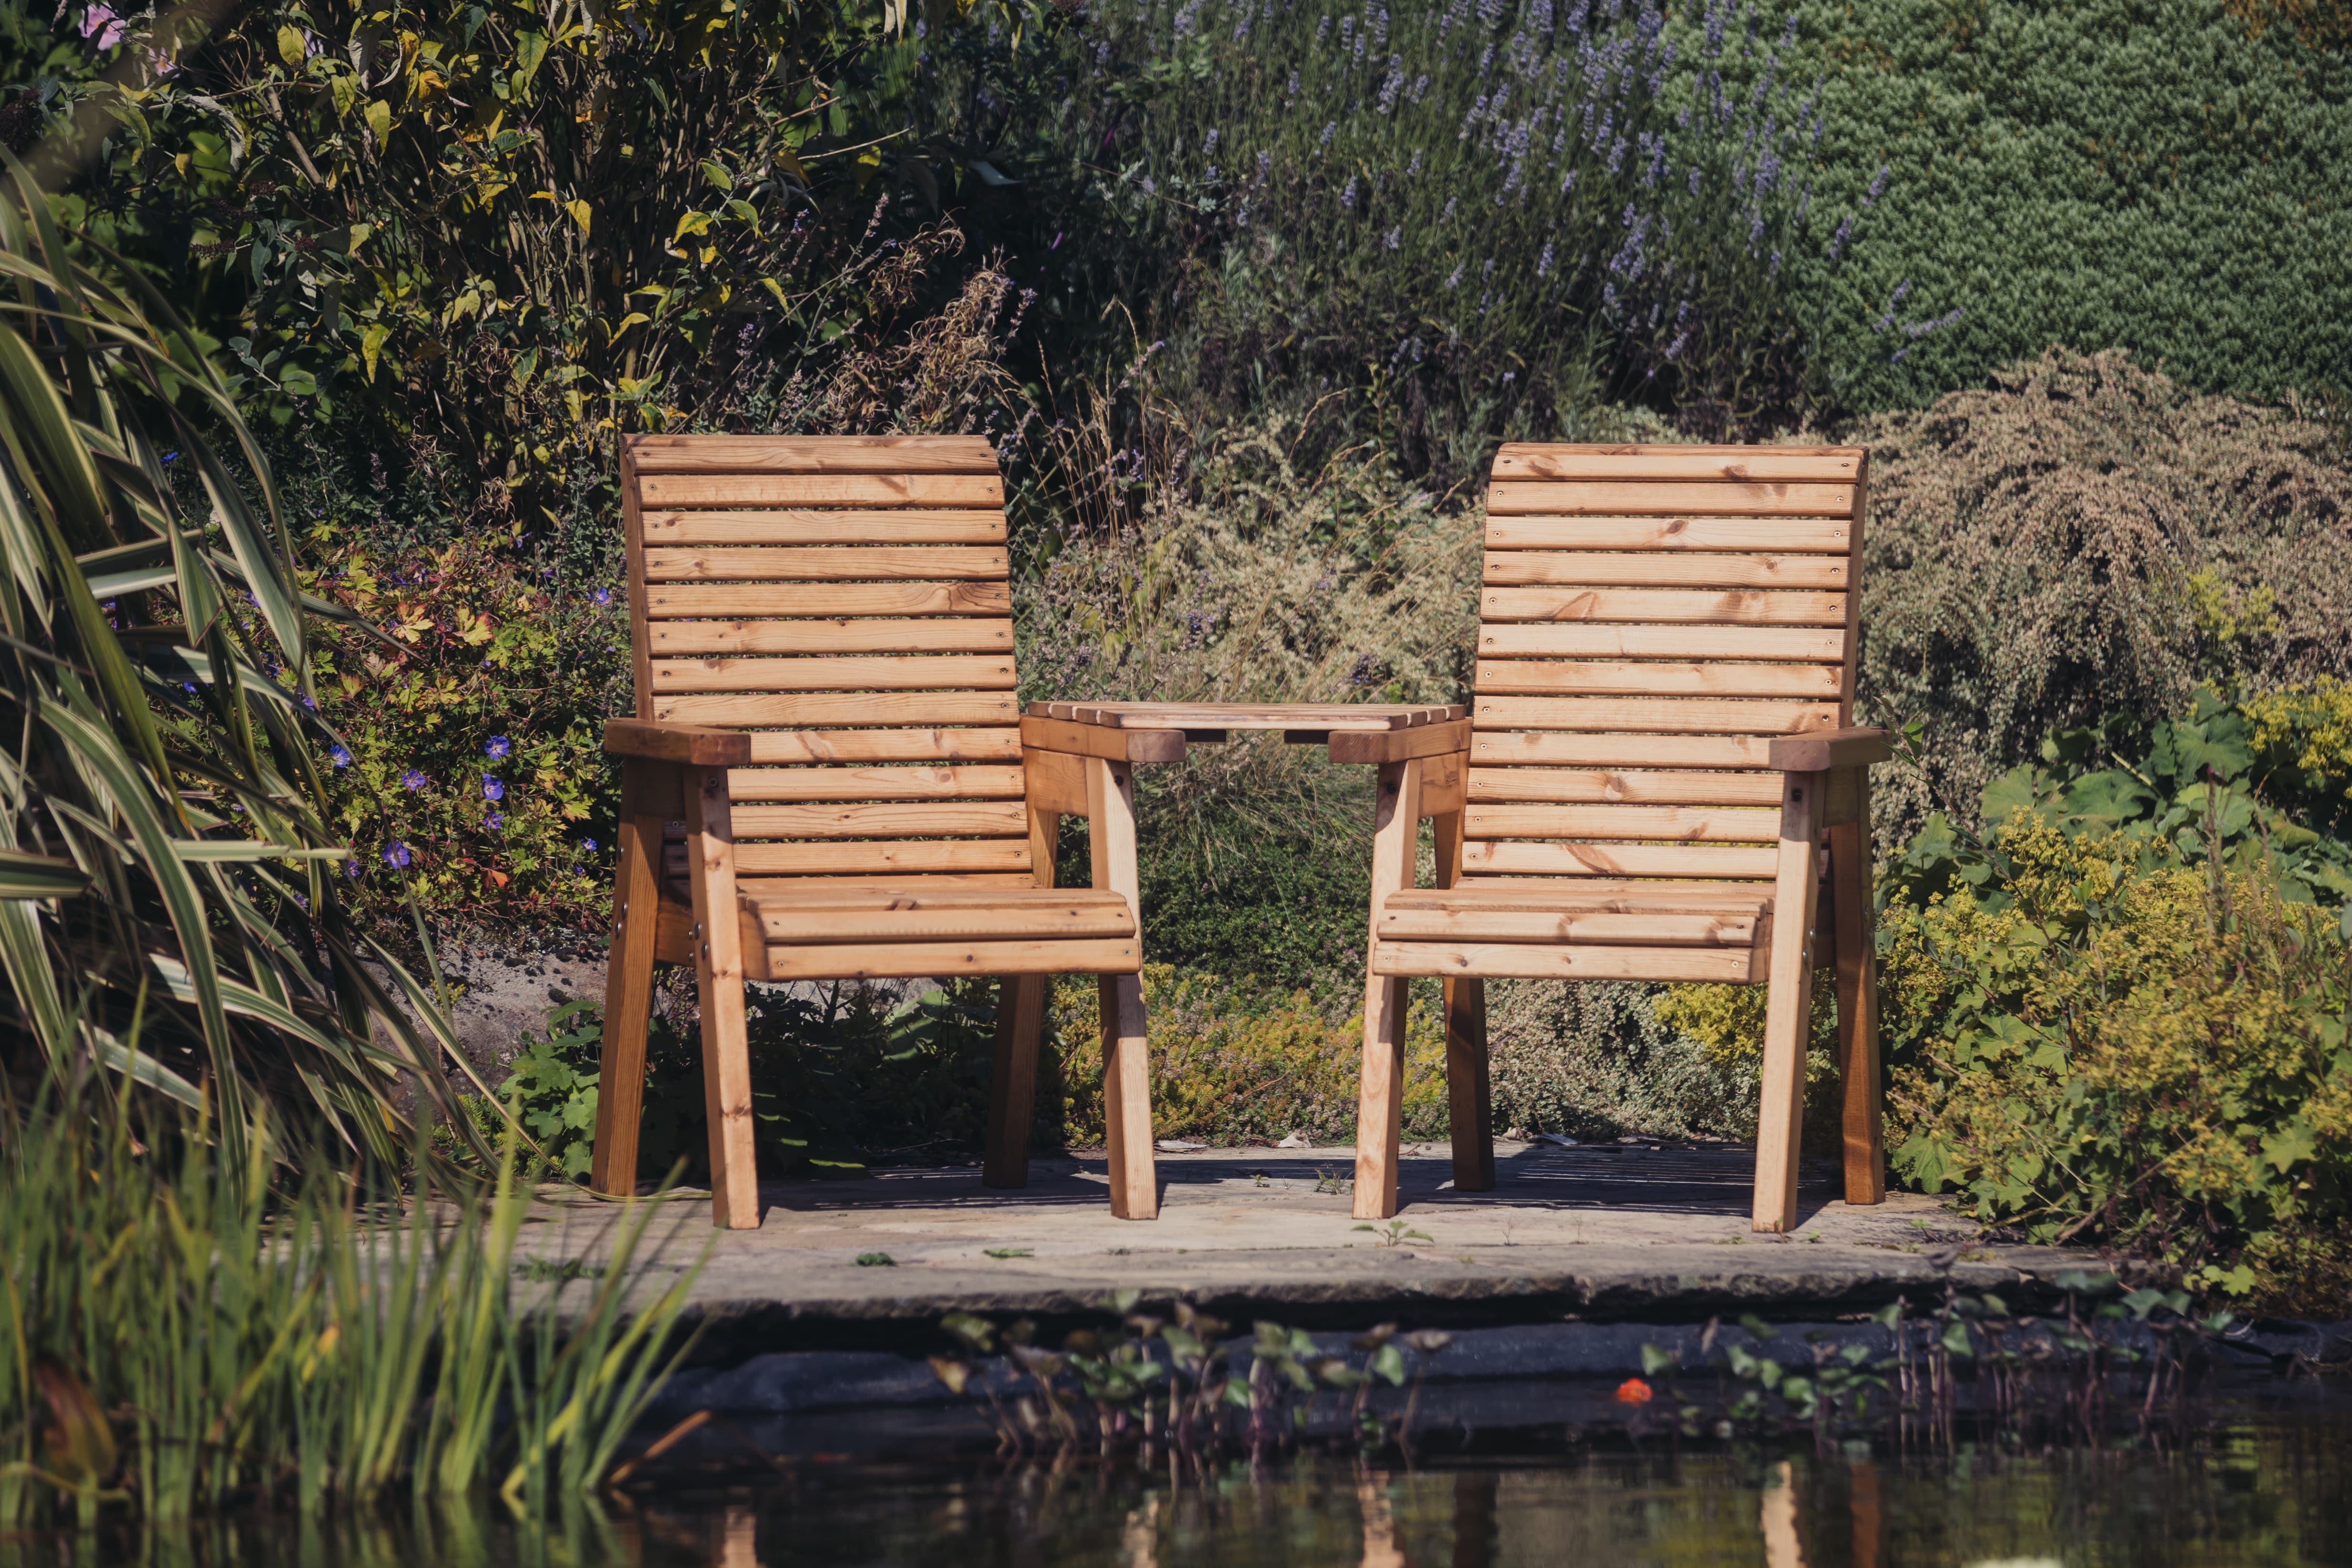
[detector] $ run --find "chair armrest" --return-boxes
[1020,714,1187,764]
[603,719,753,767]
[1768,727,1891,774]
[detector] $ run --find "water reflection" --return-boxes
[7,1404,2349,1567]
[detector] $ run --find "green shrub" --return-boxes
[1047,966,1448,1148]
[1487,978,1767,1143]
[499,1000,604,1179]
[302,524,627,928]
[1880,811,2351,1310]
[1789,0,2352,409]
[1853,349,2352,843]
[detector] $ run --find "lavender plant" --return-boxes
[1042,0,1932,445]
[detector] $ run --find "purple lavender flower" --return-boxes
[1863,164,1888,209]
[1827,214,1853,260]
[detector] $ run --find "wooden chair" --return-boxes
[586,434,1164,1228]
[1354,443,1889,1233]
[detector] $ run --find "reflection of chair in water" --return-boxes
[1354,444,1892,1233]
[587,434,1165,1227]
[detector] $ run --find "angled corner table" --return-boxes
[1004,701,1480,1207]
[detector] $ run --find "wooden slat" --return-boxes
[644,546,1008,583]
[1028,701,1463,730]
[744,728,1024,764]
[645,583,1012,618]
[650,655,1017,694]
[1473,697,1841,735]
[728,802,1028,840]
[1467,768,1787,806]
[1477,623,1848,662]
[1483,552,1850,591]
[1377,907,1760,946]
[1475,661,1842,699]
[1469,732,1778,769]
[1385,882,1774,914]
[1486,516,1853,553]
[761,937,1140,981]
[653,692,1019,728]
[1487,480,1855,517]
[1491,445,1863,483]
[1460,841,1782,878]
[642,511,1006,545]
[749,892,1133,944]
[649,619,1015,655]
[626,434,999,474]
[670,839,1033,877]
[1019,716,1189,764]
[1463,804,1782,843]
[726,765,1026,802]
[1480,588,1849,626]
[1372,940,1765,981]
[636,473,1005,509]
[730,872,1036,893]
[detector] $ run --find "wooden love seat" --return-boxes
[586,434,1166,1227]
[1354,443,1890,1233]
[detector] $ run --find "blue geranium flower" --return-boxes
[383,842,411,869]
[486,735,511,759]
[401,769,428,791]
[580,838,598,854]
[329,745,351,768]
[482,774,503,802]
[486,813,505,830]
[592,588,612,606]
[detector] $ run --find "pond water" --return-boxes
[14,1380,2350,1567]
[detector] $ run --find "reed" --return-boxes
[0,1066,704,1525]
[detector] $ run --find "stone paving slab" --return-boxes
[519,1140,2116,1358]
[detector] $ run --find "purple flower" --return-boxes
[482,774,504,802]
[485,735,511,759]
[1863,164,1888,209]
[300,694,316,711]
[329,745,351,768]
[161,450,178,464]
[487,813,505,830]
[401,769,428,791]
[345,859,361,879]
[80,3,127,49]
[383,842,411,869]
[580,838,598,854]
[592,587,612,606]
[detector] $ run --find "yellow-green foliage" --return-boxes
[1047,967,1447,1147]
[1881,815,2352,1305]
[1651,973,1843,1148]
[2243,677,2352,804]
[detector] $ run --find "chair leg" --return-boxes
[1829,771,1886,1205]
[1431,804,1493,1192]
[1354,758,1423,1220]
[1087,757,1157,1219]
[1443,978,1495,1192]
[1753,770,1823,1233]
[983,974,1049,1189]
[1099,972,1157,1219]
[683,764,760,1230]
[591,763,670,1198]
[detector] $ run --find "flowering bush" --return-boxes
[301,522,628,928]
[1880,814,2352,1312]
[1008,0,1916,453]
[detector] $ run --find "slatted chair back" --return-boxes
[621,433,1037,891]
[1464,443,1867,890]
